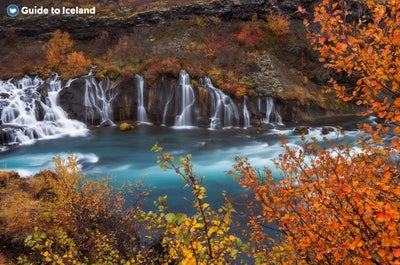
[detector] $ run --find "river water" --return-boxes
[0,74,369,214]
[0,122,362,212]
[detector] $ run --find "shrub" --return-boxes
[0,156,146,263]
[233,21,265,47]
[46,30,74,70]
[266,12,290,37]
[63,51,92,79]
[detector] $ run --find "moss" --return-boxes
[119,122,134,131]
[191,79,199,88]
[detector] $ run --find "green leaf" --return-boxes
[165,213,175,224]
[175,213,186,224]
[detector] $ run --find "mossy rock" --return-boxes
[119,122,134,131]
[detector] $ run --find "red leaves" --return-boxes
[233,21,264,47]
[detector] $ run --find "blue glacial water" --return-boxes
[0,124,361,212]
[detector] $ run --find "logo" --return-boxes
[7,4,19,17]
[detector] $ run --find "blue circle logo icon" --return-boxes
[7,4,19,17]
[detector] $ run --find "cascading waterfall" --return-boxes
[174,70,196,127]
[242,96,251,128]
[135,75,149,124]
[257,97,283,125]
[0,75,87,149]
[0,72,286,151]
[82,75,118,126]
[200,77,239,129]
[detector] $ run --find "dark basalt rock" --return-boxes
[0,125,23,145]
[148,77,175,126]
[293,126,309,135]
[321,126,334,135]
[58,77,102,125]
[99,119,114,127]
[112,79,136,122]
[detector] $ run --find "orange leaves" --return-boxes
[232,134,400,264]
[266,12,291,37]
[348,237,363,251]
[306,0,400,124]
[63,51,92,79]
[46,30,92,78]
[46,29,74,69]
[394,248,400,258]
[335,42,348,53]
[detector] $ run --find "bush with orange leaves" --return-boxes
[229,1,400,264]
[46,30,92,78]
[266,12,290,37]
[306,0,400,128]
[231,132,400,264]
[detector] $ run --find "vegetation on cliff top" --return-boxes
[1,9,325,104]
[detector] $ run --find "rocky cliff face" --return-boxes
[1,0,318,39]
[56,72,351,128]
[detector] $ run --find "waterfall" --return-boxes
[135,75,150,124]
[174,70,196,127]
[257,97,283,125]
[200,77,239,129]
[161,91,173,126]
[0,75,87,148]
[81,75,118,126]
[242,96,251,128]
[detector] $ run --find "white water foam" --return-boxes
[0,75,88,146]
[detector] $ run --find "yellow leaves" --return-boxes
[191,222,204,231]
[148,146,244,264]
[234,87,247,98]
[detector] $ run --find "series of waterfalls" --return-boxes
[0,70,283,148]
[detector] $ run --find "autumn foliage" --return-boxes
[229,0,400,264]
[266,12,290,37]
[46,30,74,69]
[233,19,266,48]
[46,30,92,78]
[231,133,400,264]
[0,156,144,264]
[306,0,400,125]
